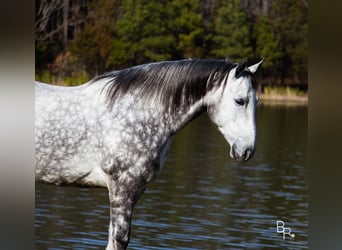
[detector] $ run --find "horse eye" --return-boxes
[235,99,245,106]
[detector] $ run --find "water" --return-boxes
[35,103,308,249]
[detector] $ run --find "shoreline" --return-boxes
[258,93,308,106]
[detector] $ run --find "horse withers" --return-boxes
[35,58,263,249]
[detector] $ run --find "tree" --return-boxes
[108,0,175,68]
[254,14,283,82]
[68,0,120,75]
[168,0,205,58]
[107,0,205,68]
[35,0,91,74]
[267,0,308,84]
[35,0,308,85]
[211,0,253,61]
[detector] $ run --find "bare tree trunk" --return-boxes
[63,0,69,48]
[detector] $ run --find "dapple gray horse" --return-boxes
[35,58,263,249]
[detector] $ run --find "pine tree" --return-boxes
[36,0,307,84]
[267,0,308,83]
[108,0,205,68]
[211,0,253,61]
[168,0,205,58]
[108,0,175,68]
[254,14,283,78]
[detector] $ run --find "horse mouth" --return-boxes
[230,144,255,161]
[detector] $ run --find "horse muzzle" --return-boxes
[230,143,255,161]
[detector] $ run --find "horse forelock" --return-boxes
[234,69,257,90]
[92,59,236,115]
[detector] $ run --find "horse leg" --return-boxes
[106,174,146,250]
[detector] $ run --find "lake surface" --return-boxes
[35,103,308,249]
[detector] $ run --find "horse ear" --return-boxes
[235,58,248,77]
[247,59,263,74]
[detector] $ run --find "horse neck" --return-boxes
[90,79,207,138]
[167,99,206,134]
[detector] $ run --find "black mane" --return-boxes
[92,59,237,114]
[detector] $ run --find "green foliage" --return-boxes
[36,0,308,85]
[267,0,308,81]
[108,0,175,68]
[211,0,253,61]
[35,70,55,84]
[62,71,90,86]
[108,0,204,68]
[68,0,117,75]
[263,86,306,97]
[35,69,90,86]
[168,0,205,58]
[254,15,283,70]
[69,28,102,74]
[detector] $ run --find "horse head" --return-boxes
[207,59,263,161]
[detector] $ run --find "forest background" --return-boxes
[35,0,308,95]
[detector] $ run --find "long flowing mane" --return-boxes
[92,59,237,114]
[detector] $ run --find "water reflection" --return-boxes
[35,104,308,249]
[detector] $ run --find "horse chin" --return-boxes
[234,155,249,162]
[229,152,247,162]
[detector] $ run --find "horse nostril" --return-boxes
[244,147,255,161]
[244,149,251,160]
